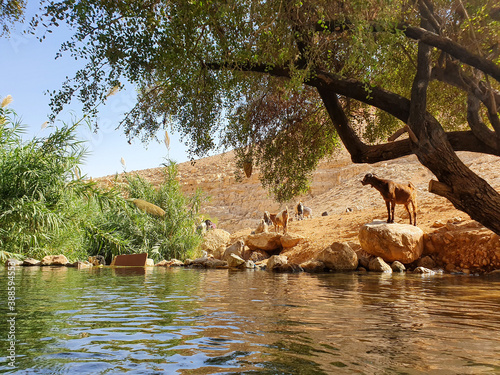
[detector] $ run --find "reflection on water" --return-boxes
[1,267,500,374]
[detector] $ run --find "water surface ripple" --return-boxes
[1,267,500,374]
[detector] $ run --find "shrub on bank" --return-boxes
[0,101,205,263]
[85,163,206,263]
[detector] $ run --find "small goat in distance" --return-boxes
[269,207,289,233]
[361,173,417,226]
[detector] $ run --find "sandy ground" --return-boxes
[230,151,500,264]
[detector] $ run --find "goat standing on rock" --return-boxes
[270,207,289,233]
[361,173,417,226]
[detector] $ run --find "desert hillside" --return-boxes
[97,149,500,251]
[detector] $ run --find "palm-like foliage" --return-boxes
[0,106,87,260]
[86,162,205,263]
[0,101,206,263]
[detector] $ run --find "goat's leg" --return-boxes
[404,203,412,225]
[385,201,392,223]
[411,201,417,226]
[390,202,395,223]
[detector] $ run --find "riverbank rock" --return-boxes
[5,259,23,267]
[267,255,288,271]
[280,233,306,248]
[391,261,406,272]
[316,242,358,271]
[424,219,500,272]
[188,256,227,268]
[223,240,245,261]
[413,266,436,275]
[300,260,327,273]
[74,261,93,269]
[358,221,424,264]
[156,259,184,267]
[227,254,246,268]
[23,258,41,266]
[200,229,231,258]
[368,257,393,273]
[41,254,69,266]
[249,250,270,262]
[246,232,282,251]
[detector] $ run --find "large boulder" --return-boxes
[280,233,305,248]
[359,221,424,264]
[41,254,69,266]
[200,229,231,258]
[246,232,282,251]
[316,242,358,271]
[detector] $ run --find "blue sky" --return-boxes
[0,4,193,178]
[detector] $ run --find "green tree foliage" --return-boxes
[32,1,500,233]
[0,0,25,35]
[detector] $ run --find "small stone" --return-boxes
[368,257,392,273]
[391,261,406,272]
[414,266,436,274]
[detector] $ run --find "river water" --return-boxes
[1,266,500,374]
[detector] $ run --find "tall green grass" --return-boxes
[0,101,206,263]
[85,165,206,263]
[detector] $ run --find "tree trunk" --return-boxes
[414,131,500,235]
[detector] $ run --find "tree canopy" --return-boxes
[32,0,500,233]
[0,0,25,35]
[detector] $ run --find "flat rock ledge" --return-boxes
[359,221,424,264]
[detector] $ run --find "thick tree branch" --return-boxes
[431,65,500,112]
[467,94,497,149]
[316,20,500,83]
[402,25,500,84]
[205,61,500,159]
[407,18,433,144]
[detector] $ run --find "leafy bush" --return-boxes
[85,163,206,263]
[0,101,97,261]
[0,99,206,263]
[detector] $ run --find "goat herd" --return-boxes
[258,173,418,235]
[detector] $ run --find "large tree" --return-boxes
[34,0,500,234]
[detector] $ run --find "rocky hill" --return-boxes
[99,148,499,231]
[97,148,500,272]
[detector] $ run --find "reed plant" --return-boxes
[0,101,206,263]
[0,104,104,261]
[86,162,206,263]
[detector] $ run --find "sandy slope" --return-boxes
[97,149,500,263]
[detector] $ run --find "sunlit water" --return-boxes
[1,266,500,374]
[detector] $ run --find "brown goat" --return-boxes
[269,208,289,233]
[361,173,417,226]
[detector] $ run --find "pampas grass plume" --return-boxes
[1,95,13,108]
